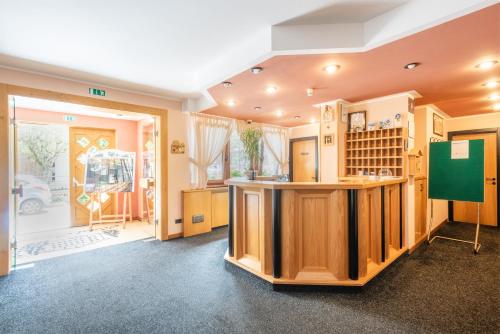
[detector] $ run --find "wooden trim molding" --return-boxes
[0,84,169,275]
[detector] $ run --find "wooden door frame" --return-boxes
[447,128,500,226]
[289,136,319,182]
[0,84,169,276]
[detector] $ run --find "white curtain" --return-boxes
[188,113,234,188]
[262,126,289,174]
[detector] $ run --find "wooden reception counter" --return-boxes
[224,178,407,286]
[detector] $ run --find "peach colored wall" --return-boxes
[447,113,500,132]
[15,107,141,217]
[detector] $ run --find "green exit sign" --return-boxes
[89,88,106,96]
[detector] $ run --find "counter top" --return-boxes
[225,177,406,190]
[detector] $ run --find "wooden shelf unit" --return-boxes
[345,127,406,177]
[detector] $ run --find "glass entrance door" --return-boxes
[8,95,18,268]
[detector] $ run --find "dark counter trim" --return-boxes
[348,189,358,280]
[272,189,282,278]
[228,185,234,257]
[381,186,385,262]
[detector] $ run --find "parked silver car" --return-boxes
[16,175,52,215]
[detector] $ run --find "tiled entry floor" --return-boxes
[16,221,155,265]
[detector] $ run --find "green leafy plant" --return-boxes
[239,127,263,171]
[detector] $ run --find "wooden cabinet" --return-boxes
[414,177,427,240]
[211,190,228,228]
[182,187,228,237]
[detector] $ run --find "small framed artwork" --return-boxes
[433,113,443,136]
[323,105,334,122]
[324,134,334,146]
[348,111,366,132]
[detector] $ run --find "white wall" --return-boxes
[289,123,320,139]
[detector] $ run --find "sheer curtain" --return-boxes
[262,125,289,174]
[188,113,234,188]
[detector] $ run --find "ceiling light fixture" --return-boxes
[294,115,301,119]
[306,88,314,97]
[254,106,262,111]
[309,118,317,124]
[404,62,420,70]
[476,60,498,70]
[483,80,499,88]
[222,81,232,88]
[275,109,283,117]
[226,100,236,107]
[251,66,263,74]
[489,93,500,101]
[493,103,500,111]
[324,64,340,74]
[266,86,278,94]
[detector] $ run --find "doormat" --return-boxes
[17,226,121,258]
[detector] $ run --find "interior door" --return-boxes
[291,138,317,182]
[8,96,18,267]
[452,133,497,226]
[69,127,116,226]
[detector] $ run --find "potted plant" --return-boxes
[239,127,263,180]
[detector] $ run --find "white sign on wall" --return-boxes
[451,140,469,159]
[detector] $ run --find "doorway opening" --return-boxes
[9,96,160,266]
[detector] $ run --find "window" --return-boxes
[207,130,282,183]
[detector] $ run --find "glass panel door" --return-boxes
[8,95,18,267]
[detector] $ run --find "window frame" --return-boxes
[206,142,230,187]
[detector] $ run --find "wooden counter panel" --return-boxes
[281,189,348,281]
[234,187,273,274]
[384,184,401,253]
[358,188,382,277]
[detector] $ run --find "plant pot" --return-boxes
[246,170,257,180]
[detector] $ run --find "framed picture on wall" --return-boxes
[433,113,444,136]
[348,111,366,132]
[323,133,334,146]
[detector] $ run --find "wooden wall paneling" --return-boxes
[0,84,9,275]
[328,190,349,280]
[280,190,297,279]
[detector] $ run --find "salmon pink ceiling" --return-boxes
[204,4,500,126]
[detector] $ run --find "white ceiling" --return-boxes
[0,0,496,107]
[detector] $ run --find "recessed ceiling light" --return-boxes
[254,106,262,111]
[251,66,263,74]
[275,109,283,117]
[493,103,500,111]
[309,118,317,124]
[483,80,499,88]
[226,100,236,107]
[116,114,124,117]
[222,81,232,88]
[476,60,498,70]
[294,115,301,119]
[266,86,278,94]
[489,93,500,101]
[404,62,420,70]
[324,64,340,74]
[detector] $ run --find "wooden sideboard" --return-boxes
[225,178,407,286]
[182,187,228,237]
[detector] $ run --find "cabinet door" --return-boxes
[211,191,228,228]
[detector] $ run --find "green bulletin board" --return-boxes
[428,140,484,203]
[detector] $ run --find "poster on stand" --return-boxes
[84,149,136,193]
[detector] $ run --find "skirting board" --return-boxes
[409,218,448,254]
[167,232,183,240]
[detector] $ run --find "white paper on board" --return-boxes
[451,140,469,159]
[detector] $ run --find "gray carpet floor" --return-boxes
[0,222,498,334]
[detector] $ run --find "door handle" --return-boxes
[11,184,23,197]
